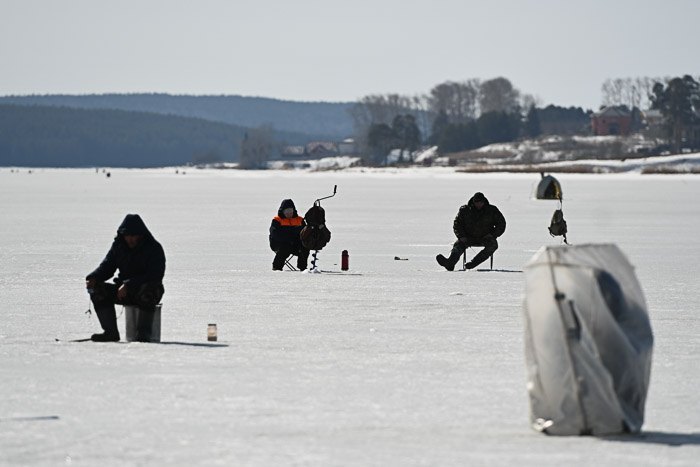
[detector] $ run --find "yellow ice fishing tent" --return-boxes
[536,172,563,200]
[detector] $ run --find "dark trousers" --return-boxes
[90,282,163,337]
[451,237,498,268]
[272,244,310,270]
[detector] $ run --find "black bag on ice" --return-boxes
[301,204,331,250]
[549,208,569,244]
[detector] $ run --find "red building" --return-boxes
[591,106,631,136]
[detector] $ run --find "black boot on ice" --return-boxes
[92,306,120,342]
[465,250,492,270]
[436,254,450,270]
[436,251,462,271]
[91,331,120,342]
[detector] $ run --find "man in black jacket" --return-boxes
[269,199,309,271]
[436,192,506,271]
[86,214,165,341]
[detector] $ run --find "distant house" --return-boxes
[687,125,700,150]
[281,145,306,159]
[591,106,631,136]
[337,138,358,155]
[305,142,339,158]
[642,109,664,127]
[282,140,356,160]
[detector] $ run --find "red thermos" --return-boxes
[341,250,349,271]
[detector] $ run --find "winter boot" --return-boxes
[464,249,492,270]
[91,306,120,342]
[272,251,287,271]
[436,250,462,271]
[297,254,308,271]
[91,332,120,342]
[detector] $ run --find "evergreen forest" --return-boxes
[0,104,317,167]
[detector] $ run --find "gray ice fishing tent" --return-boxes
[522,244,653,435]
[536,173,563,200]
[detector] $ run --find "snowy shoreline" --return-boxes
[5,150,700,176]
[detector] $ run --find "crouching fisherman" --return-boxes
[269,199,309,271]
[85,214,165,342]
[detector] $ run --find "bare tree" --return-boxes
[350,94,400,157]
[601,78,626,107]
[350,94,413,127]
[428,79,480,123]
[624,78,642,110]
[350,93,425,156]
[479,77,520,114]
[636,76,668,109]
[410,93,434,142]
[601,79,619,107]
[520,93,543,113]
[392,114,421,162]
[601,77,667,110]
[238,124,277,169]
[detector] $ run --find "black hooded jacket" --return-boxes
[453,194,506,240]
[269,199,306,251]
[87,214,166,291]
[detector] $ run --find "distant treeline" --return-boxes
[0,104,317,167]
[0,94,355,140]
[349,77,597,162]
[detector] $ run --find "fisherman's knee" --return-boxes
[486,238,499,253]
[90,282,111,305]
[135,283,163,308]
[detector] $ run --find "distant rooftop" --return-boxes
[592,106,631,118]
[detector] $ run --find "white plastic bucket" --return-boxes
[125,304,162,342]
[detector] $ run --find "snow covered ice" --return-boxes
[1,168,700,466]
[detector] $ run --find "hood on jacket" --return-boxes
[117,214,152,238]
[277,199,298,217]
[468,192,490,208]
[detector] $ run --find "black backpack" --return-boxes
[548,208,569,244]
[301,204,331,250]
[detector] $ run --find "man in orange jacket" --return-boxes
[269,199,309,271]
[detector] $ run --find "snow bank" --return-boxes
[268,155,361,170]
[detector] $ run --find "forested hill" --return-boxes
[0,94,355,139]
[0,104,318,168]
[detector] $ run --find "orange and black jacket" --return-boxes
[269,199,306,251]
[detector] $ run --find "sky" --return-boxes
[1,0,699,110]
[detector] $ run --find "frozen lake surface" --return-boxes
[1,167,700,466]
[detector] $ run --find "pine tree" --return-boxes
[367,123,396,165]
[392,114,421,162]
[477,111,520,146]
[428,110,449,145]
[437,122,480,155]
[651,75,700,153]
[525,105,542,138]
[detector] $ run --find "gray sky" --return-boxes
[1,0,698,110]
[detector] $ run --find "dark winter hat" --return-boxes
[117,214,150,236]
[278,199,296,211]
[278,199,297,217]
[473,192,486,202]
